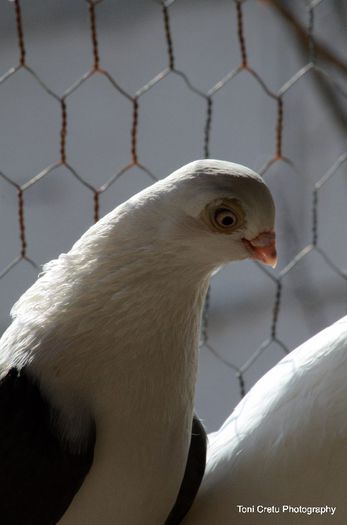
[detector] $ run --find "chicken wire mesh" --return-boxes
[0,0,346,430]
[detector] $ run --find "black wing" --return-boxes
[165,414,207,525]
[0,367,95,525]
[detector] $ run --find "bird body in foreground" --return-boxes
[183,316,347,525]
[0,160,276,524]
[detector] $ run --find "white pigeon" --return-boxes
[0,159,276,525]
[183,316,347,525]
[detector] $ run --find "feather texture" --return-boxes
[184,316,347,525]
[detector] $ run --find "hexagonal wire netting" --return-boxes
[0,0,346,431]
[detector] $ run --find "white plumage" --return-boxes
[183,316,347,525]
[0,159,276,524]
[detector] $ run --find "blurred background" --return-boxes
[0,0,346,431]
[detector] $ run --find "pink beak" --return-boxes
[242,231,277,268]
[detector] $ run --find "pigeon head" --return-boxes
[135,159,277,270]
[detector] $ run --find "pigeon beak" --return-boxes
[242,231,277,268]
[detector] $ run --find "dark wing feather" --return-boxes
[0,367,95,525]
[165,414,207,525]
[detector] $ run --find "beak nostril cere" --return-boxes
[242,231,277,268]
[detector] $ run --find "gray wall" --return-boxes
[0,0,346,431]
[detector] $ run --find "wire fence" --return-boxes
[0,0,346,429]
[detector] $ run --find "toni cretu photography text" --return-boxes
[237,505,336,516]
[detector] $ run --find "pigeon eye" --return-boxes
[213,208,238,229]
[202,198,244,233]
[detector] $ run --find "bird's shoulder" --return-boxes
[0,367,95,525]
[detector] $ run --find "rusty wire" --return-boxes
[0,0,346,400]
